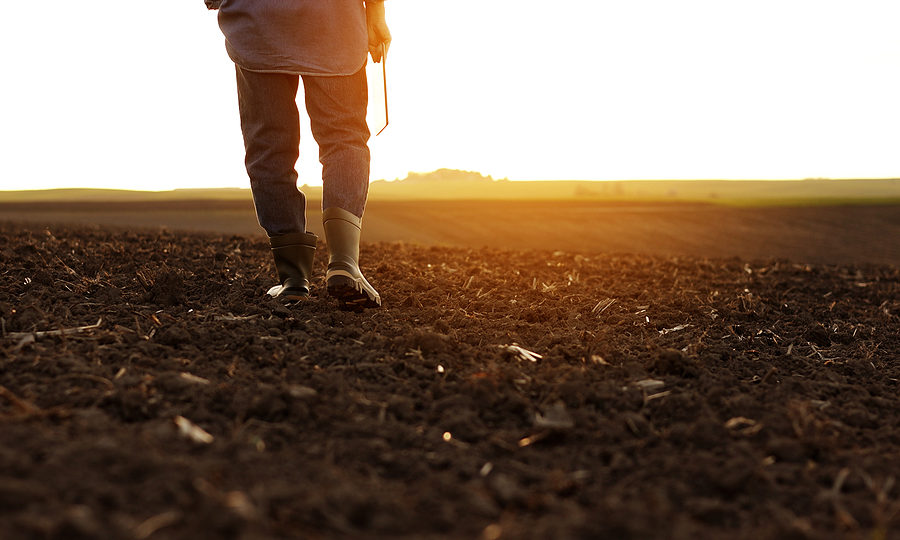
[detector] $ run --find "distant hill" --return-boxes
[2,170,899,205]
[378,169,502,185]
[371,170,900,204]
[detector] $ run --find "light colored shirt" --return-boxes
[217,0,367,76]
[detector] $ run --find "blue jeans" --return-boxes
[235,65,371,236]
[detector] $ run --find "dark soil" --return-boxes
[1,221,899,539]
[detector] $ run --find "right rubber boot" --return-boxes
[267,231,317,302]
[322,207,381,309]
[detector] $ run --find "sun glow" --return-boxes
[0,1,898,192]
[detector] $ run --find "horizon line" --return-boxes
[3,176,900,193]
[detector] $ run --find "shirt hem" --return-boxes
[231,58,367,77]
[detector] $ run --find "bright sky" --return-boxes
[1,1,898,191]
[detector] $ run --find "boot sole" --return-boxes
[326,274,381,310]
[267,284,310,303]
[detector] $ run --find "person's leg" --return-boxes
[236,66,316,301]
[301,67,380,308]
[301,67,370,218]
[236,66,308,236]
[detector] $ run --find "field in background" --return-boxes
[2,172,899,204]
[1,199,899,266]
[2,173,899,265]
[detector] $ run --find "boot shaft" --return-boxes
[322,207,361,268]
[269,231,317,296]
[322,206,381,308]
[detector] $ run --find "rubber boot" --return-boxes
[322,207,381,309]
[266,231,317,302]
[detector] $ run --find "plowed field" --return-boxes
[2,221,899,539]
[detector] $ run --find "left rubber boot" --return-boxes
[322,207,381,309]
[266,231,317,302]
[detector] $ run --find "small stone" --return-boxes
[287,385,318,399]
[534,401,574,430]
[634,379,665,391]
